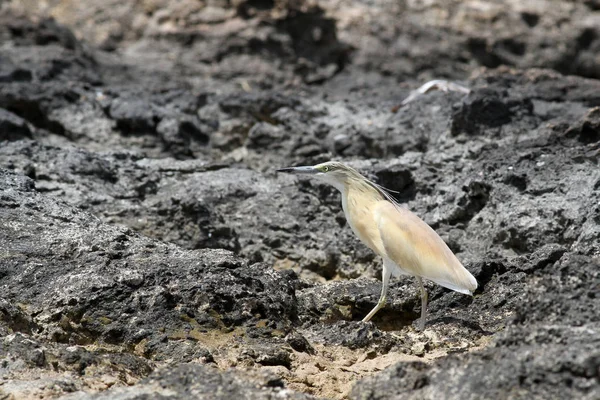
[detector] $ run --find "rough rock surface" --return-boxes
[1,1,599,399]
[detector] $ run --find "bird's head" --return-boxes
[277,161,362,192]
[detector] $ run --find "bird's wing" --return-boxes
[373,201,477,294]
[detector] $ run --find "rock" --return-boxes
[450,88,536,137]
[350,247,600,400]
[285,332,315,355]
[0,2,599,399]
[565,106,600,144]
[0,12,99,84]
[61,363,317,399]
[0,299,37,335]
[0,167,298,347]
[0,108,33,141]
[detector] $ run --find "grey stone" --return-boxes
[0,2,599,399]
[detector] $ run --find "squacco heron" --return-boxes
[277,161,477,330]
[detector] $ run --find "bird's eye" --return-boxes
[323,166,329,172]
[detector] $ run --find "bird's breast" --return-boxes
[342,190,386,256]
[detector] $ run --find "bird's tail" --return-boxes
[431,271,478,295]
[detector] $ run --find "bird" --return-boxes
[277,161,477,330]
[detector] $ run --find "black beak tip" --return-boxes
[276,167,293,173]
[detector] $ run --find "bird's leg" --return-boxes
[362,263,392,322]
[417,277,428,331]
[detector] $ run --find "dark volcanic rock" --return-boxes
[1,2,600,399]
[64,363,316,400]
[0,108,33,141]
[0,141,371,279]
[565,106,600,145]
[0,11,99,84]
[0,167,308,396]
[351,253,600,400]
[450,87,536,137]
[0,169,298,347]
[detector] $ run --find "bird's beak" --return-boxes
[276,166,318,175]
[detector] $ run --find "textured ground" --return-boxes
[0,1,599,399]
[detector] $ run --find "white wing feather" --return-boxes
[374,201,477,294]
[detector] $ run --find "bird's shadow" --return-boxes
[362,310,420,332]
[427,316,493,335]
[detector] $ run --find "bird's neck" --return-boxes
[340,179,384,213]
[340,179,386,254]
[346,178,384,199]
